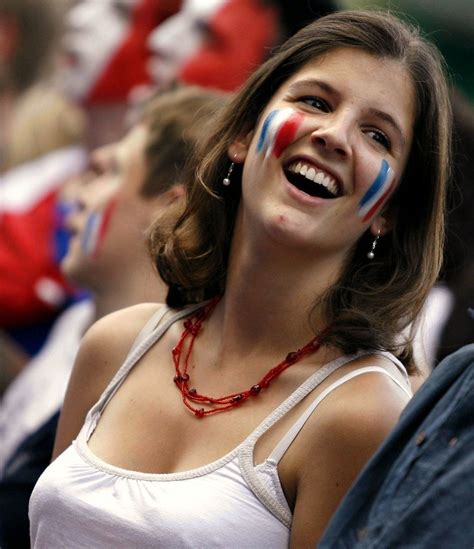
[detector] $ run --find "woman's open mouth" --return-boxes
[284,160,341,199]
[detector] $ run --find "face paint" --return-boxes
[358,159,395,223]
[80,197,117,258]
[256,108,304,159]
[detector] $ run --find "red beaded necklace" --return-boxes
[172,298,327,418]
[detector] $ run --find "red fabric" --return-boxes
[180,0,278,91]
[0,193,72,327]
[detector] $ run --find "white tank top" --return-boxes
[29,305,411,548]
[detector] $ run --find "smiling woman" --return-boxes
[29,10,451,549]
[156,10,450,369]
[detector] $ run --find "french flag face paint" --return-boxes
[358,159,396,223]
[80,198,117,258]
[256,108,305,159]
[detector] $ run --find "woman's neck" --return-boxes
[208,217,344,360]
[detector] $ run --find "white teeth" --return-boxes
[287,160,338,196]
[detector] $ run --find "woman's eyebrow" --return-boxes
[287,78,340,99]
[368,108,406,148]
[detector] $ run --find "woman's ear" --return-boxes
[369,212,394,237]
[370,199,399,236]
[228,129,254,163]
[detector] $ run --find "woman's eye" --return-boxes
[299,96,330,112]
[366,129,391,150]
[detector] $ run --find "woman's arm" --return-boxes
[52,303,162,459]
[288,370,409,547]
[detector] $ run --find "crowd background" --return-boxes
[0,0,472,547]
[1,0,472,391]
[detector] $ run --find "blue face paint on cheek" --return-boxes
[256,110,278,154]
[358,159,395,222]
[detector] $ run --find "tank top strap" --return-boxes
[240,351,372,456]
[267,364,411,465]
[127,305,171,354]
[83,302,204,440]
[238,351,410,525]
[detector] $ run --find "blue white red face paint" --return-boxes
[256,108,396,221]
[257,108,304,159]
[358,159,395,222]
[80,198,117,258]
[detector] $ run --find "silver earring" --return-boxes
[223,156,237,186]
[367,229,381,259]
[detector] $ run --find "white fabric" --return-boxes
[0,146,87,214]
[29,305,410,548]
[0,300,94,475]
[412,284,455,370]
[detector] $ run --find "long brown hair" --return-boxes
[150,10,452,373]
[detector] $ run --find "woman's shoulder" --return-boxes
[87,302,166,340]
[286,351,411,545]
[52,303,166,458]
[296,350,410,467]
[79,302,158,358]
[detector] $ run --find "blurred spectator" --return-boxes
[56,0,179,149]
[0,85,227,549]
[148,0,279,91]
[0,0,87,367]
[0,0,84,171]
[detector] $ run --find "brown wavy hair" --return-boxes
[149,10,452,373]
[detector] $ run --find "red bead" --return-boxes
[171,296,325,418]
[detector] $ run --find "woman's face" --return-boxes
[234,46,416,259]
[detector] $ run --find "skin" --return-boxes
[54,47,416,546]
[62,124,180,317]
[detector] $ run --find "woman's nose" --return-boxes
[310,115,352,158]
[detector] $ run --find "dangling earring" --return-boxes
[223,155,237,186]
[367,229,381,259]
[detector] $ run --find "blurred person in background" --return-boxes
[0,0,176,386]
[0,0,84,171]
[0,85,227,549]
[56,0,179,150]
[147,0,279,91]
[0,0,87,384]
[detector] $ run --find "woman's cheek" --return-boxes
[80,197,118,258]
[256,108,305,159]
[358,159,396,223]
